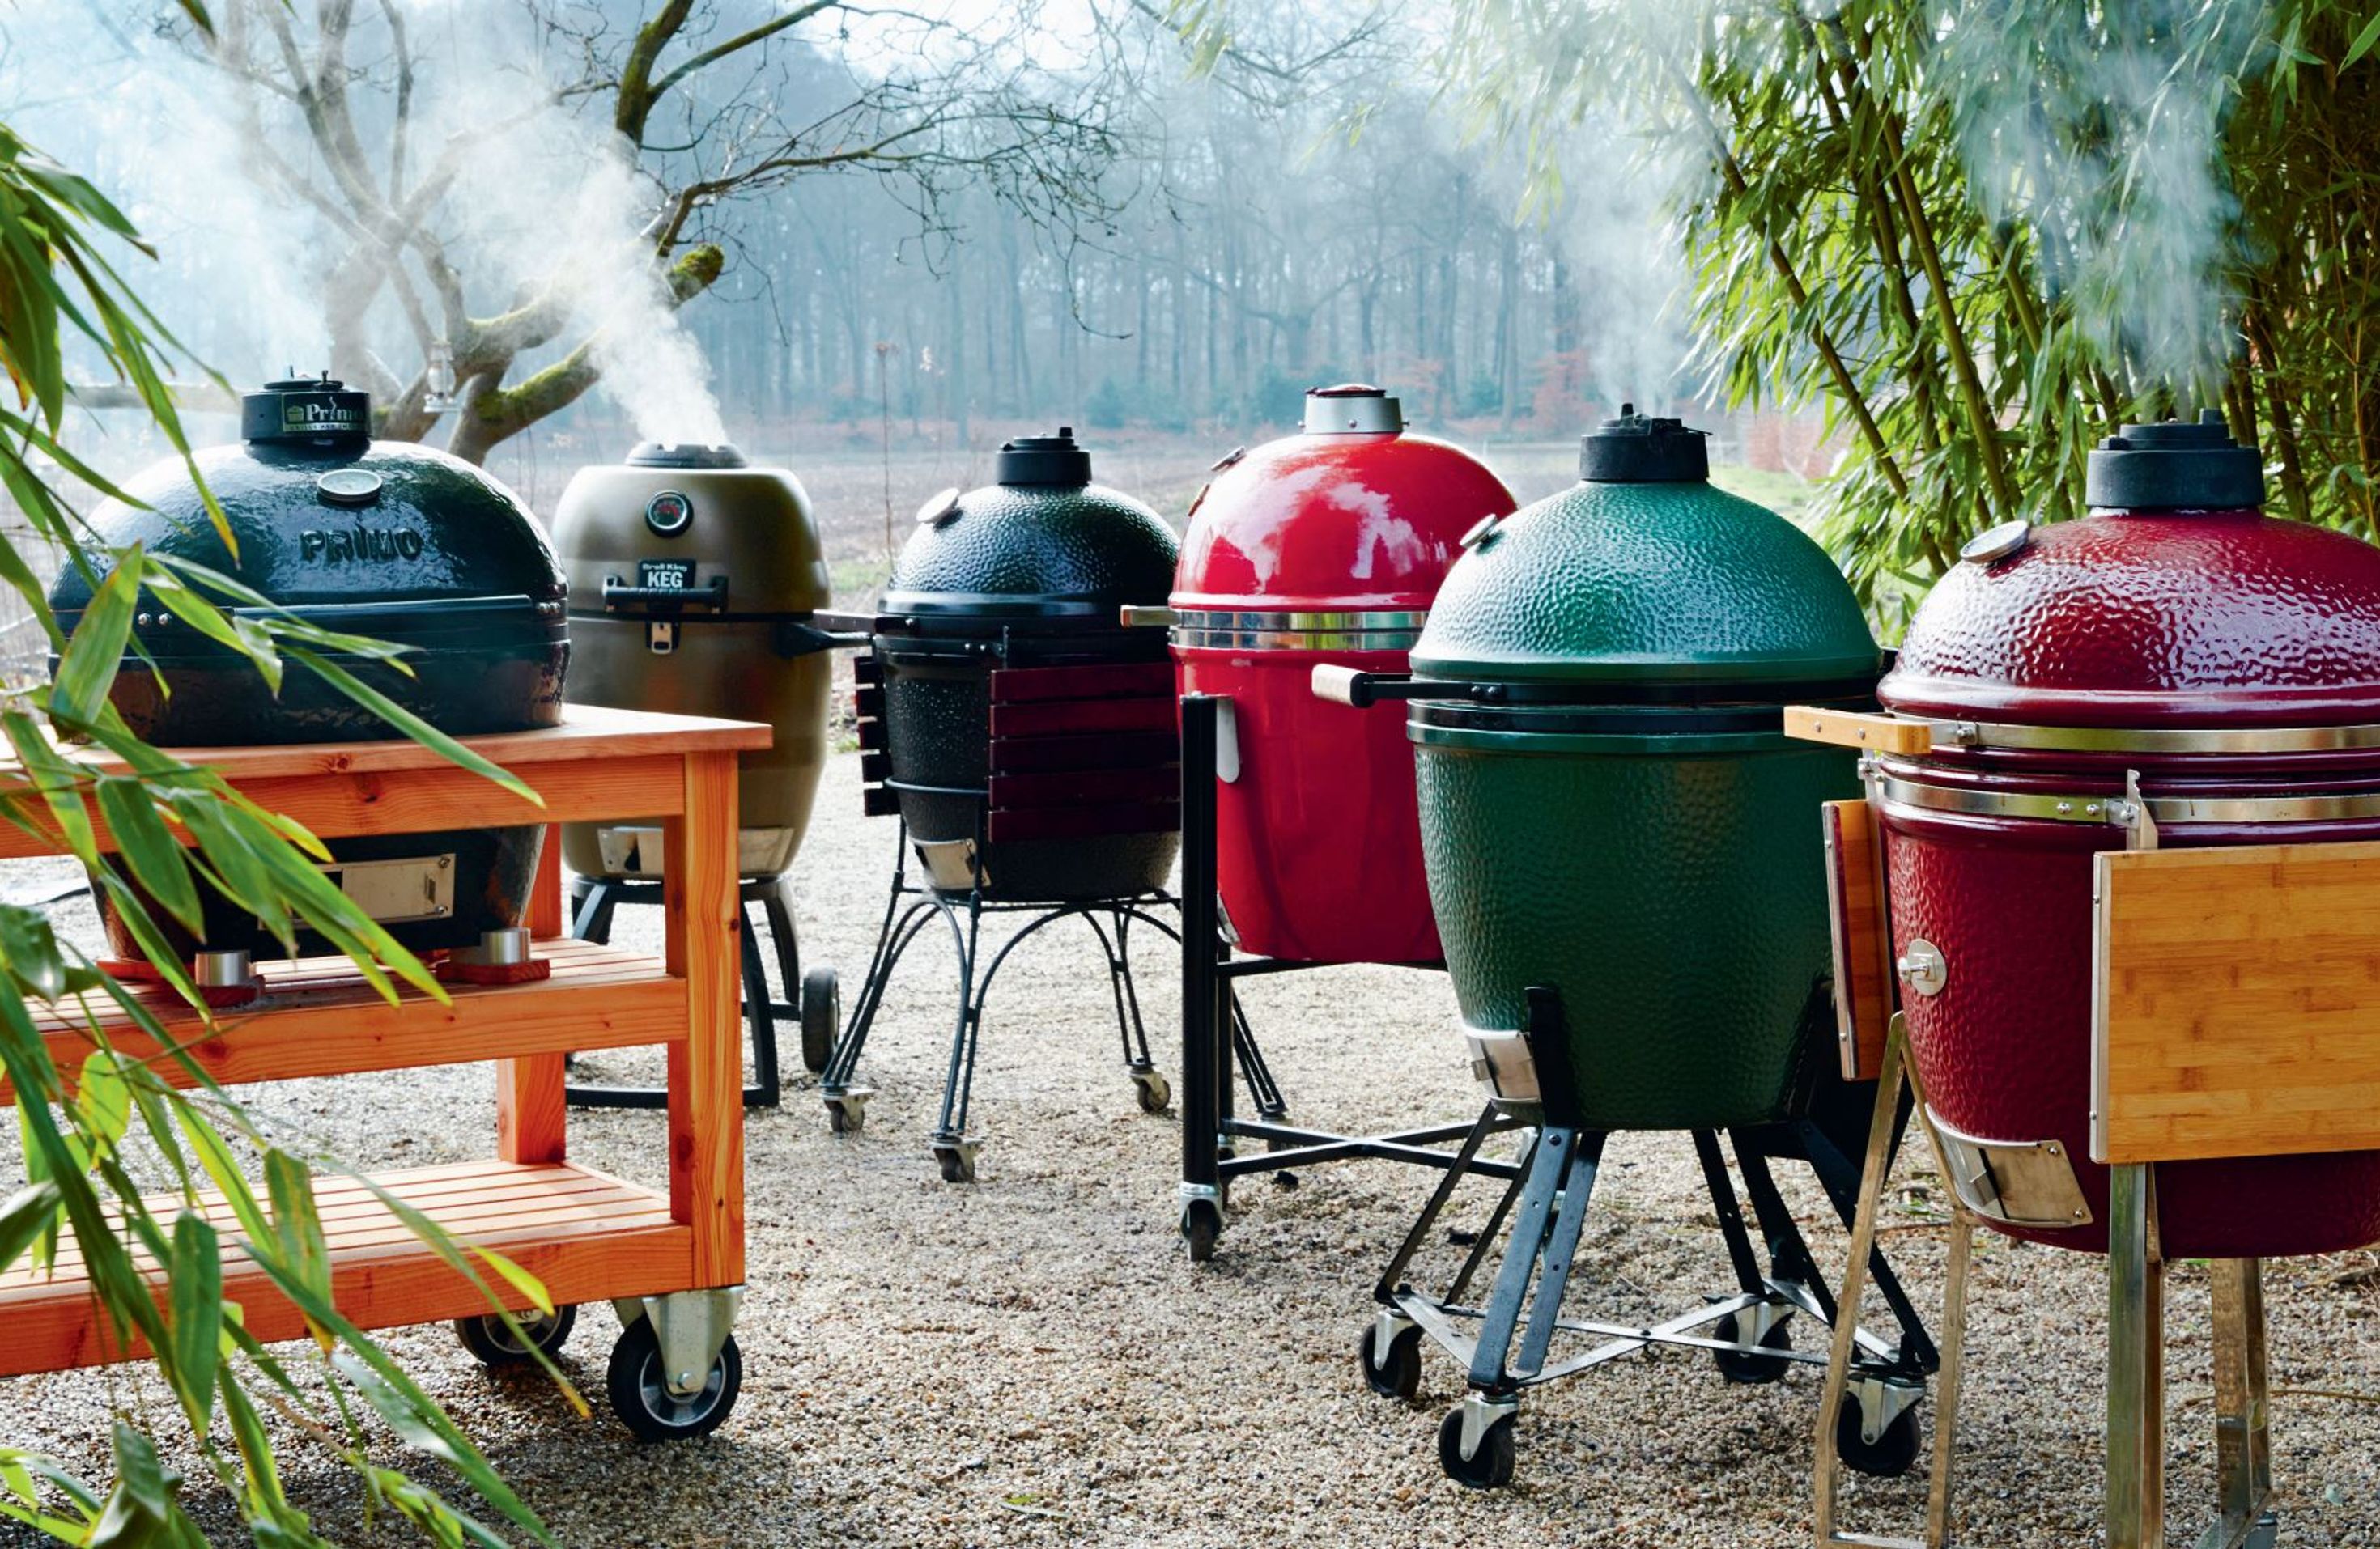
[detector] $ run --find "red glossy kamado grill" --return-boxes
[1156,384,1515,965]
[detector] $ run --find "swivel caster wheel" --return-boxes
[1837,1387,1924,1479]
[1180,1195,1223,1263]
[933,1139,980,1184]
[823,1088,869,1135]
[799,969,839,1076]
[606,1320,741,1443]
[1436,1402,1517,1490]
[1358,1316,1422,1401]
[455,1304,576,1366]
[1131,1067,1171,1114]
[1711,1307,1794,1385]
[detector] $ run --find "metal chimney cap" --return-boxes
[996,426,1094,486]
[626,442,748,469]
[2085,409,2263,511]
[1303,384,1403,435]
[1579,403,1710,483]
[242,373,372,448]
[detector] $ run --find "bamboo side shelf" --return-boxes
[0,705,767,1413]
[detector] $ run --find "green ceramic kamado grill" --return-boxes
[1319,410,1934,1490]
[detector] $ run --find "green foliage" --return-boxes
[1439,0,2380,632]
[0,124,560,1543]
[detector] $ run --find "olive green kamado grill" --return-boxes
[1317,410,1936,1489]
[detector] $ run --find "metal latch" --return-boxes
[320,853,455,923]
[1464,1026,1540,1105]
[1896,938,1948,996]
[1926,1108,2093,1229]
[648,618,676,655]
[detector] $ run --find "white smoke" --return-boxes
[1,1,729,450]
[1937,0,2261,396]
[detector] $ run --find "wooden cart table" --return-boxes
[0,704,768,1441]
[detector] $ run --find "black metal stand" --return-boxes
[817,820,1178,1182]
[565,873,836,1110]
[1175,692,1519,1263]
[1369,985,1939,1489]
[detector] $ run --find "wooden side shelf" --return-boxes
[0,1161,693,1376]
[9,940,682,1098]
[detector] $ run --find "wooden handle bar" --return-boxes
[1784,707,1933,756]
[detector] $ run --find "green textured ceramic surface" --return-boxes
[1415,730,1858,1128]
[1412,480,1880,683]
[886,482,1177,610]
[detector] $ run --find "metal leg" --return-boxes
[1697,1129,1772,1300]
[1372,1103,1508,1305]
[1466,1124,1600,1392]
[2211,1258,2277,1549]
[929,891,988,1158]
[2107,1161,2166,1549]
[1230,995,1290,1122]
[737,912,782,1109]
[1816,1017,1967,1549]
[567,880,783,1110]
[760,878,801,1007]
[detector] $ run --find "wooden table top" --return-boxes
[5,702,773,787]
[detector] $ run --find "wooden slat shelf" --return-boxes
[6,939,684,1100]
[0,1161,693,1376]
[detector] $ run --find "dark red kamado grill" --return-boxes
[1862,412,2380,1259]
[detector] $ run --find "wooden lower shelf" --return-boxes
[6,938,686,1099]
[0,1161,696,1376]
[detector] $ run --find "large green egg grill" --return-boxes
[1407,412,1880,1131]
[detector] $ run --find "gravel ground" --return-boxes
[10,749,2380,1546]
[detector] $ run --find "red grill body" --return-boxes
[1169,388,1515,964]
[1880,476,2380,1258]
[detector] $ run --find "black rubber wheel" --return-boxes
[1436,1407,1517,1490]
[455,1304,576,1366]
[935,1146,976,1184]
[1712,1309,1794,1385]
[1182,1197,1222,1263]
[1837,1392,1924,1479]
[1358,1322,1423,1401]
[1133,1070,1171,1114]
[606,1320,742,1443]
[799,969,839,1075]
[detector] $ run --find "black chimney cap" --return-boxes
[2085,409,2264,511]
[627,442,748,469]
[997,427,1094,487]
[1580,403,1709,483]
[242,373,371,448]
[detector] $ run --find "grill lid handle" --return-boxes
[1311,665,1470,709]
[1783,706,1935,755]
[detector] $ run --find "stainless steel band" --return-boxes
[1900,715,2380,756]
[1170,606,1429,652]
[1876,771,2380,827]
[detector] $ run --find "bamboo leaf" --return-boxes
[94,776,202,936]
[0,1181,60,1274]
[2344,8,2380,66]
[168,1212,223,1426]
[51,551,141,725]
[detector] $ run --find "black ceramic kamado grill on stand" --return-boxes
[48,374,569,996]
[815,431,1188,1183]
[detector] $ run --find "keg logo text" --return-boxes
[300,527,426,562]
[280,401,359,433]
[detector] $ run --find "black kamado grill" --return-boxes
[48,375,568,995]
[818,429,1185,1182]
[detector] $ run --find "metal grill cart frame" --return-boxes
[563,872,837,1109]
[1175,692,1938,1488]
[1175,690,1512,1262]
[1796,707,2380,1549]
[0,705,763,1443]
[817,620,1182,1183]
